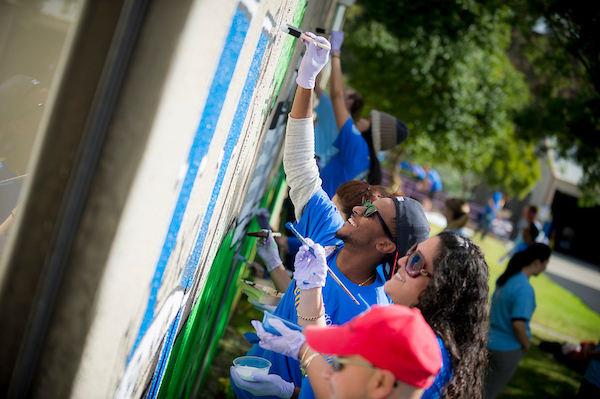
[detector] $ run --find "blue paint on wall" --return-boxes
[180,32,270,290]
[147,309,182,398]
[128,6,251,363]
[145,30,271,397]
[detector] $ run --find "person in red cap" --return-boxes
[307,305,442,399]
[232,305,442,399]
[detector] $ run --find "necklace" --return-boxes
[358,274,375,286]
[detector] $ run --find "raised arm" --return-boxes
[329,31,350,131]
[284,33,330,221]
[293,240,328,328]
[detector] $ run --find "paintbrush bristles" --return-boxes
[280,23,301,38]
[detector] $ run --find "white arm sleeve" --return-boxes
[283,115,322,221]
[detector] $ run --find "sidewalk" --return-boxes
[545,251,600,291]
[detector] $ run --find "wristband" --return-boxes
[297,310,325,321]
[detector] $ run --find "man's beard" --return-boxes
[335,228,358,246]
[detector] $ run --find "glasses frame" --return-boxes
[404,244,431,278]
[362,200,394,243]
[330,355,377,373]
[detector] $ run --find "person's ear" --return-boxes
[375,239,396,255]
[370,369,396,399]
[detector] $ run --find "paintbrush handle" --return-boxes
[300,33,331,51]
[285,222,360,305]
[285,222,316,258]
[326,268,360,305]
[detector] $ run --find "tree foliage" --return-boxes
[500,0,600,205]
[343,1,534,198]
[343,0,599,202]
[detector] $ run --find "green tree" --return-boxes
[499,0,600,205]
[343,1,537,196]
[484,137,541,199]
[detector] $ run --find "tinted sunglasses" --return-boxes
[404,243,431,278]
[331,355,376,372]
[362,200,394,243]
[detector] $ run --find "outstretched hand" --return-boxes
[296,32,331,89]
[230,366,294,398]
[293,238,328,290]
[330,31,344,53]
[256,230,283,272]
[252,319,306,360]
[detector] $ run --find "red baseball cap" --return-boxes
[304,305,442,389]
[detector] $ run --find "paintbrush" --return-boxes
[285,222,360,305]
[280,23,331,51]
[247,230,282,238]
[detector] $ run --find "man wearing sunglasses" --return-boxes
[233,33,430,399]
[233,305,442,399]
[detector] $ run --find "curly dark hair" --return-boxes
[416,231,490,399]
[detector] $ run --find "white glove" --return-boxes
[296,32,331,89]
[230,367,294,398]
[252,319,306,360]
[330,30,344,53]
[256,230,283,272]
[293,238,328,290]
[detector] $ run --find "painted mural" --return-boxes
[108,0,333,397]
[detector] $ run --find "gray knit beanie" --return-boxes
[369,110,409,153]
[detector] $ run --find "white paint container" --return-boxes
[233,356,272,381]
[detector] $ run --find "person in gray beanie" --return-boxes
[319,30,408,198]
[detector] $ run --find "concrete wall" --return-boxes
[53,0,337,398]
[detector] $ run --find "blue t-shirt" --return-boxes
[428,169,443,192]
[314,93,339,165]
[319,118,370,198]
[422,336,453,399]
[232,189,391,399]
[584,340,600,388]
[487,272,536,351]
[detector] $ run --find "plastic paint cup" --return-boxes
[233,356,271,381]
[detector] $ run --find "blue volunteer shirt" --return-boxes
[314,93,339,165]
[428,169,443,192]
[319,118,370,198]
[232,189,391,399]
[487,272,536,351]
[421,336,453,399]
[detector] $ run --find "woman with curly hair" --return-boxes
[237,231,489,399]
[400,231,489,399]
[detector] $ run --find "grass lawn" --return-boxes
[207,224,599,398]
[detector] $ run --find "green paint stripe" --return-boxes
[270,0,307,110]
[158,168,287,398]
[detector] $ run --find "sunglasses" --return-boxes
[331,355,376,372]
[362,200,394,243]
[404,243,431,278]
